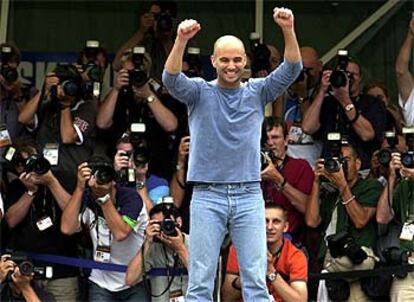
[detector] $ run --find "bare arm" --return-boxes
[170,136,190,208]
[60,108,80,144]
[6,192,35,229]
[269,278,307,302]
[396,20,414,103]
[305,179,322,228]
[18,90,42,125]
[165,20,201,75]
[100,198,133,241]
[146,94,177,132]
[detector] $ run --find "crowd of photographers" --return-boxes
[1,1,414,301]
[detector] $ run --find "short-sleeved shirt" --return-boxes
[317,177,382,260]
[392,179,414,252]
[35,98,96,192]
[226,239,308,302]
[162,60,302,183]
[145,234,189,302]
[399,88,414,126]
[262,157,314,242]
[81,185,148,292]
[315,94,386,169]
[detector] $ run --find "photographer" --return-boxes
[97,49,178,175]
[377,152,414,301]
[114,135,170,213]
[222,204,308,302]
[61,157,149,301]
[261,117,314,244]
[126,202,189,302]
[113,1,177,81]
[2,142,78,302]
[305,143,382,301]
[302,53,386,170]
[17,64,96,192]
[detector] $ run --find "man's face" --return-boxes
[301,49,322,88]
[267,45,281,71]
[341,146,360,182]
[212,43,246,88]
[266,126,287,159]
[266,208,288,245]
[346,62,361,97]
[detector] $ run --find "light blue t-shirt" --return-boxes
[162,60,302,183]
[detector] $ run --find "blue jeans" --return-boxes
[88,281,150,302]
[186,182,269,302]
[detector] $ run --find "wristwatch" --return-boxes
[266,272,278,282]
[344,103,355,112]
[146,95,156,104]
[136,181,146,190]
[96,193,111,205]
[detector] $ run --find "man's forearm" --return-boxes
[165,38,187,74]
[5,194,34,228]
[270,278,307,302]
[96,88,119,129]
[305,181,321,228]
[147,96,178,132]
[349,114,375,141]
[61,186,83,235]
[47,176,71,210]
[18,90,41,125]
[21,286,41,302]
[281,28,301,63]
[340,185,374,229]
[377,176,396,224]
[60,109,79,144]
[283,183,308,214]
[302,90,324,134]
[100,201,132,241]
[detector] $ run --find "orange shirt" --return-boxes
[226,239,308,302]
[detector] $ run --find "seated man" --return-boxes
[126,201,189,302]
[222,204,308,302]
[60,157,149,301]
[305,143,382,301]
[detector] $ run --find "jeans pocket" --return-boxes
[241,183,261,194]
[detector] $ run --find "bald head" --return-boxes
[300,46,323,88]
[300,46,319,63]
[213,35,246,56]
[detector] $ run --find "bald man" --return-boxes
[162,7,301,302]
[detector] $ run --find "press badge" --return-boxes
[400,222,414,241]
[0,125,11,147]
[43,143,59,166]
[95,246,111,263]
[36,216,53,231]
[169,290,185,302]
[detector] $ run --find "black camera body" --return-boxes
[184,47,202,78]
[88,161,116,185]
[260,148,277,171]
[25,154,51,175]
[53,64,82,98]
[3,253,53,282]
[1,46,18,83]
[249,32,271,73]
[324,132,346,173]
[118,151,136,187]
[129,123,151,167]
[377,131,398,167]
[128,46,148,88]
[401,127,414,168]
[327,231,367,265]
[156,13,173,32]
[330,50,350,89]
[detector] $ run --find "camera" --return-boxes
[327,231,367,265]
[154,197,178,242]
[81,40,103,98]
[324,132,345,173]
[53,64,81,98]
[329,50,350,89]
[382,247,408,278]
[156,13,173,32]
[130,123,150,167]
[260,148,277,171]
[377,131,398,167]
[184,47,202,78]
[25,154,51,175]
[117,150,136,187]
[128,47,149,88]
[88,161,116,185]
[401,127,414,168]
[3,253,53,282]
[1,46,18,83]
[249,32,271,73]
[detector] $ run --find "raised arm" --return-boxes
[273,7,301,63]
[165,19,201,75]
[396,19,414,103]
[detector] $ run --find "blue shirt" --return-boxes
[162,60,302,183]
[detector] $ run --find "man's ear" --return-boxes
[176,217,183,228]
[283,221,289,233]
[211,55,216,69]
[355,157,361,171]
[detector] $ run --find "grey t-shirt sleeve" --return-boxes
[261,59,303,104]
[162,70,201,106]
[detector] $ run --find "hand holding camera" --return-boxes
[159,226,184,251]
[0,255,15,283]
[146,219,162,243]
[11,266,33,292]
[132,82,152,101]
[19,172,39,193]
[114,69,129,92]
[177,136,190,164]
[114,150,131,171]
[76,162,92,189]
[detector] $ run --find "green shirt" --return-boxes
[318,177,382,260]
[392,179,414,252]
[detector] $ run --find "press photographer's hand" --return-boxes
[0,256,15,283]
[114,69,129,91]
[77,162,91,189]
[159,227,184,250]
[114,150,130,171]
[146,220,161,243]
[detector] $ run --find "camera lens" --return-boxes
[401,151,414,168]
[19,261,34,276]
[1,66,18,83]
[128,69,148,88]
[329,70,348,88]
[161,219,177,236]
[377,148,392,167]
[25,154,51,175]
[324,158,340,173]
